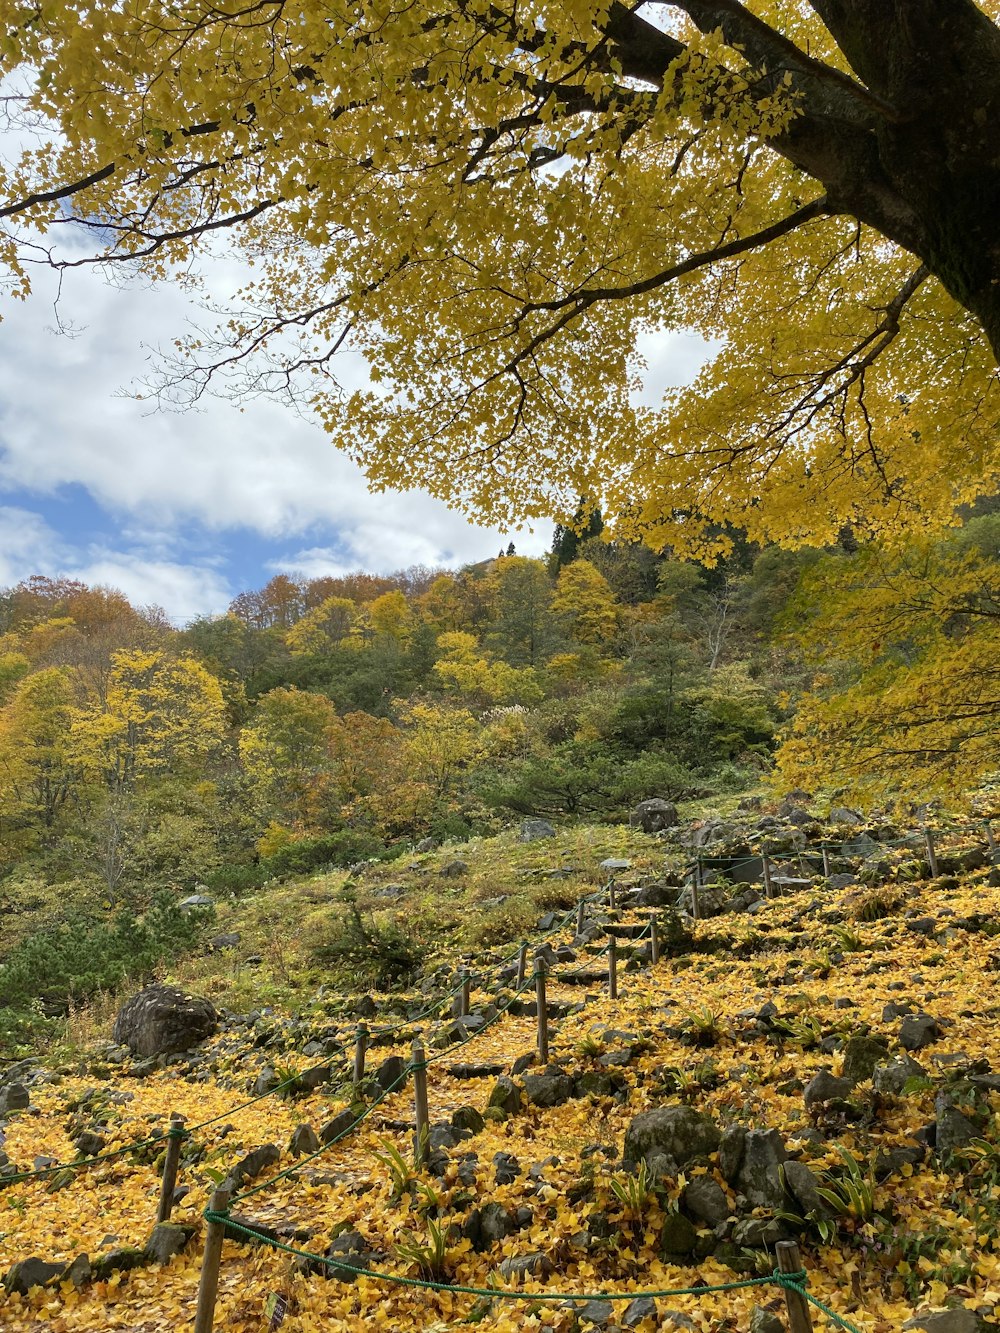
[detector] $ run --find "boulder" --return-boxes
[681,1176,729,1226]
[841,1034,890,1083]
[718,1125,746,1183]
[659,1211,697,1256]
[629,799,680,833]
[145,1223,193,1265]
[782,1160,830,1217]
[520,819,556,841]
[900,1014,941,1051]
[3,1257,67,1293]
[734,1128,786,1209]
[803,1069,855,1110]
[0,1083,30,1116]
[289,1124,321,1157]
[622,1106,721,1178]
[112,985,217,1058]
[902,1313,984,1333]
[873,1055,926,1096]
[523,1072,576,1108]
[750,1308,785,1333]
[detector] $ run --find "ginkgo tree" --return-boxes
[0,2,997,552]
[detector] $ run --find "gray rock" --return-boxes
[782,1160,830,1216]
[623,1106,721,1177]
[479,1202,514,1247]
[523,1073,575,1107]
[718,1125,746,1182]
[498,1253,553,1280]
[488,1077,522,1116]
[681,1176,729,1226]
[112,985,217,1058]
[452,1105,485,1135]
[828,807,864,825]
[64,1254,92,1288]
[178,893,214,910]
[732,1217,787,1248]
[439,860,468,878]
[660,1211,697,1256]
[804,1069,855,1109]
[735,1129,787,1209]
[493,1152,520,1185]
[600,858,632,871]
[414,837,437,853]
[902,1313,982,1333]
[842,1034,890,1083]
[873,1055,926,1095]
[750,1307,786,1333]
[322,1109,358,1147]
[576,1300,614,1325]
[630,799,680,833]
[209,932,241,951]
[520,819,556,841]
[0,1083,30,1115]
[145,1223,192,1265]
[289,1124,321,1157]
[623,1297,658,1327]
[900,1014,941,1051]
[375,1055,408,1091]
[935,1095,979,1156]
[3,1257,67,1293]
[227,1144,280,1188]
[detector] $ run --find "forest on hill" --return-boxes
[4,511,1000,1051]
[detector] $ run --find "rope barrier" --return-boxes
[205,1212,866,1331]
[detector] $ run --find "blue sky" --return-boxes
[0,234,708,625]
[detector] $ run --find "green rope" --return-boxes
[207,1212,865,1329]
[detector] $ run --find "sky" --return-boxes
[0,231,710,625]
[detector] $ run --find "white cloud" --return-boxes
[0,506,72,583]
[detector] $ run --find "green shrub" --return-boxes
[308,894,421,986]
[262,830,388,877]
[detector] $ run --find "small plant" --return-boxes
[575,1033,605,1060]
[679,1005,727,1048]
[829,923,864,953]
[609,1159,653,1216]
[852,887,904,922]
[779,1147,882,1245]
[373,1138,419,1200]
[272,1062,303,1099]
[394,1217,449,1281]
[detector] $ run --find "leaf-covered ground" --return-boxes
[3,820,1000,1332]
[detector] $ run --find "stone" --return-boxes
[414,837,436,853]
[935,1095,979,1156]
[623,1297,659,1327]
[112,985,217,1058]
[732,1217,787,1248]
[209,932,241,951]
[734,1129,787,1209]
[577,1300,614,1325]
[488,1077,522,1116]
[681,1176,729,1226]
[74,1130,106,1157]
[622,1106,721,1176]
[493,1152,520,1185]
[660,1211,697,1256]
[145,1223,193,1265]
[804,1069,855,1109]
[374,1055,408,1091]
[629,799,680,833]
[227,1144,280,1188]
[3,1257,67,1293]
[873,1055,926,1095]
[828,807,864,825]
[902,1313,982,1333]
[321,1109,357,1145]
[91,1247,148,1282]
[523,1072,575,1107]
[900,1014,941,1051]
[520,818,556,841]
[452,1105,485,1135]
[841,1034,890,1083]
[439,860,468,878]
[0,1083,30,1115]
[600,858,632,871]
[782,1160,830,1216]
[178,893,214,910]
[64,1254,92,1288]
[749,1307,786,1333]
[289,1124,321,1157]
[498,1253,553,1280]
[718,1125,746,1183]
[479,1203,514,1247]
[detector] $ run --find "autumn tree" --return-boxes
[485,557,555,666]
[0,667,77,842]
[3,3,998,555]
[551,559,620,648]
[239,686,342,829]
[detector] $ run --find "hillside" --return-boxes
[2,803,1000,1332]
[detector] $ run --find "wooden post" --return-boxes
[608,935,618,1000]
[762,853,774,900]
[650,914,660,965]
[608,878,617,911]
[459,968,471,1018]
[193,1183,233,1333]
[776,1239,814,1333]
[576,899,585,935]
[924,827,939,879]
[353,1023,368,1086]
[534,953,549,1065]
[155,1112,186,1224]
[821,846,831,878]
[411,1035,430,1167]
[987,822,998,860]
[691,859,701,922]
[516,941,528,988]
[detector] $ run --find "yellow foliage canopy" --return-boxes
[1,3,998,548]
